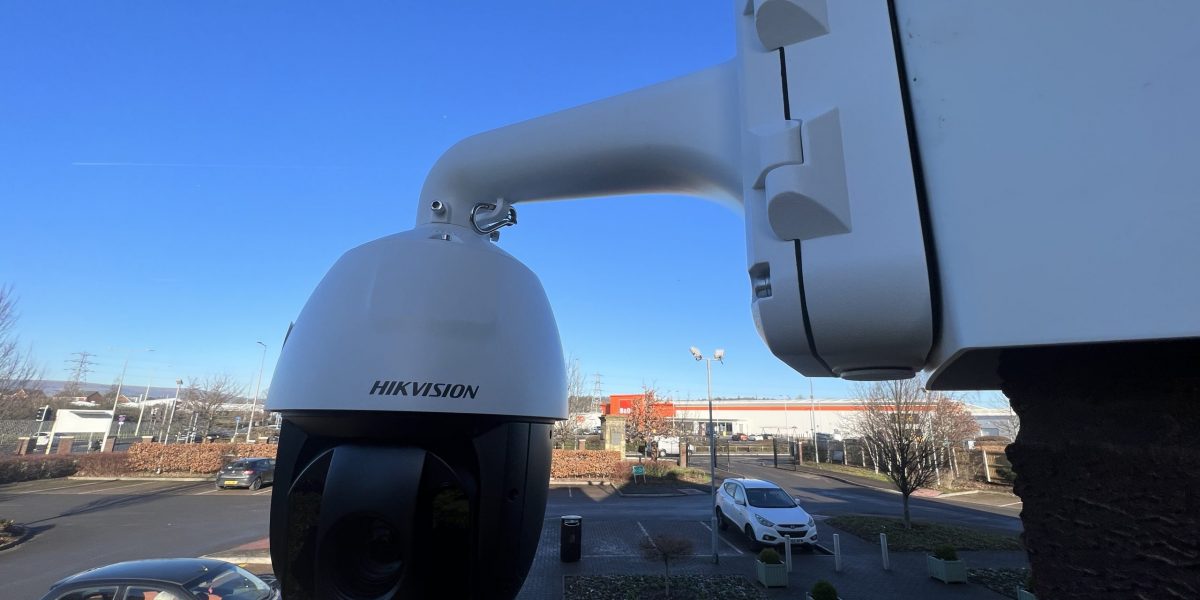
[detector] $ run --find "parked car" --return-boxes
[729,433,748,442]
[33,432,52,446]
[38,557,278,600]
[651,436,695,457]
[715,477,818,550]
[215,457,276,490]
[747,434,761,441]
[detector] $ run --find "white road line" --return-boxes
[698,521,744,554]
[79,481,161,495]
[999,501,1023,507]
[568,488,573,498]
[252,488,273,495]
[636,521,658,550]
[194,488,226,496]
[9,480,115,494]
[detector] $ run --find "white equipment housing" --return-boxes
[268,227,566,419]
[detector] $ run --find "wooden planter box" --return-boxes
[756,560,788,588]
[1017,588,1037,600]
[927,555,968,583]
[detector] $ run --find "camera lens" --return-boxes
[329,513,405,598]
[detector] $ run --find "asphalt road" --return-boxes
[0,461,1021,598]
[550,456,1022,536]
[0,478,271,599]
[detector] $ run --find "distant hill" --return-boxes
[30,380,182,399]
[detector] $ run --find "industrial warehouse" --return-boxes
[597,394,1016,440]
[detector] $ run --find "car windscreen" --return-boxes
[745,487,797,508]
[225,460,252,470]
[185,564,272,600]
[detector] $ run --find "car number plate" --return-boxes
[224,480,238,485]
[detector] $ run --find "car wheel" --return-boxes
[249,477,262,491]
[744,525,760,550]
[215,484,224,490]
[715,507,728,531]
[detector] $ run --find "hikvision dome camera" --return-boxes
[266,224,566,599]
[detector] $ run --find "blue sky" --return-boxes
[0,2,1003,405]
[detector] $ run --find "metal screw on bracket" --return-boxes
[430,200,446,216]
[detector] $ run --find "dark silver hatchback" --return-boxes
[215,457,275,490]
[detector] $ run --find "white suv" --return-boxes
[715,478,817,549]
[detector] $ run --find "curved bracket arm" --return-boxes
[417,62,744,230]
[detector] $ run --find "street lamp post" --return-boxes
[809,379,820,463]
[156,378,184,473]
[110,348,153,445]
[690,346,724,565]
[161,378,182,445]
[246,341,268,443]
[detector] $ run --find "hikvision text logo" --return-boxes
[369,380,479,399]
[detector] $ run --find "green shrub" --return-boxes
[932,544,959,561]
[757,548,782,564]
[810,580,838,600]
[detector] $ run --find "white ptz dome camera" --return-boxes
[269,225,566,420]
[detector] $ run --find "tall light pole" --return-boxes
[157,377,183,473]
[110,348,153,442]
[246,341,267,443]
[161,378,183,445]
[809,379,819,463]
[691,346,724,564]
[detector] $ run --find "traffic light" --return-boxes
[35,406,53,422]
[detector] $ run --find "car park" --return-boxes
[715,477,818,550]
[215,457,276,490]
[38,557,277,600]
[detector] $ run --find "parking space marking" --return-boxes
[194,487,226,496]
[78,481,162,495]
[8,480,116,494]
[568,488,572,498]
[698,521,744,555]
[636,521,657,550]
[252,488,273,496]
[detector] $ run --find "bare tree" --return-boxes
[626,385,669,459]
[181,374,245,438]
[640,534,694,598]
[553,356,590,445]
[0,286,42,418]
[847,377,970,528]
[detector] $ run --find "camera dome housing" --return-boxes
[267,224,566,599]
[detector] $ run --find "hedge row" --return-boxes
[0,455,79,485]
[549,450,623,479]
[125,442,277,474]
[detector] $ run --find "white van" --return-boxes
[652,436,695,457]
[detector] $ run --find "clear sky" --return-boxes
[0,2,1003,405]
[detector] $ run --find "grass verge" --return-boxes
[797,462,894,484]
[825,515,1023,551]
[564,575,764,600]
